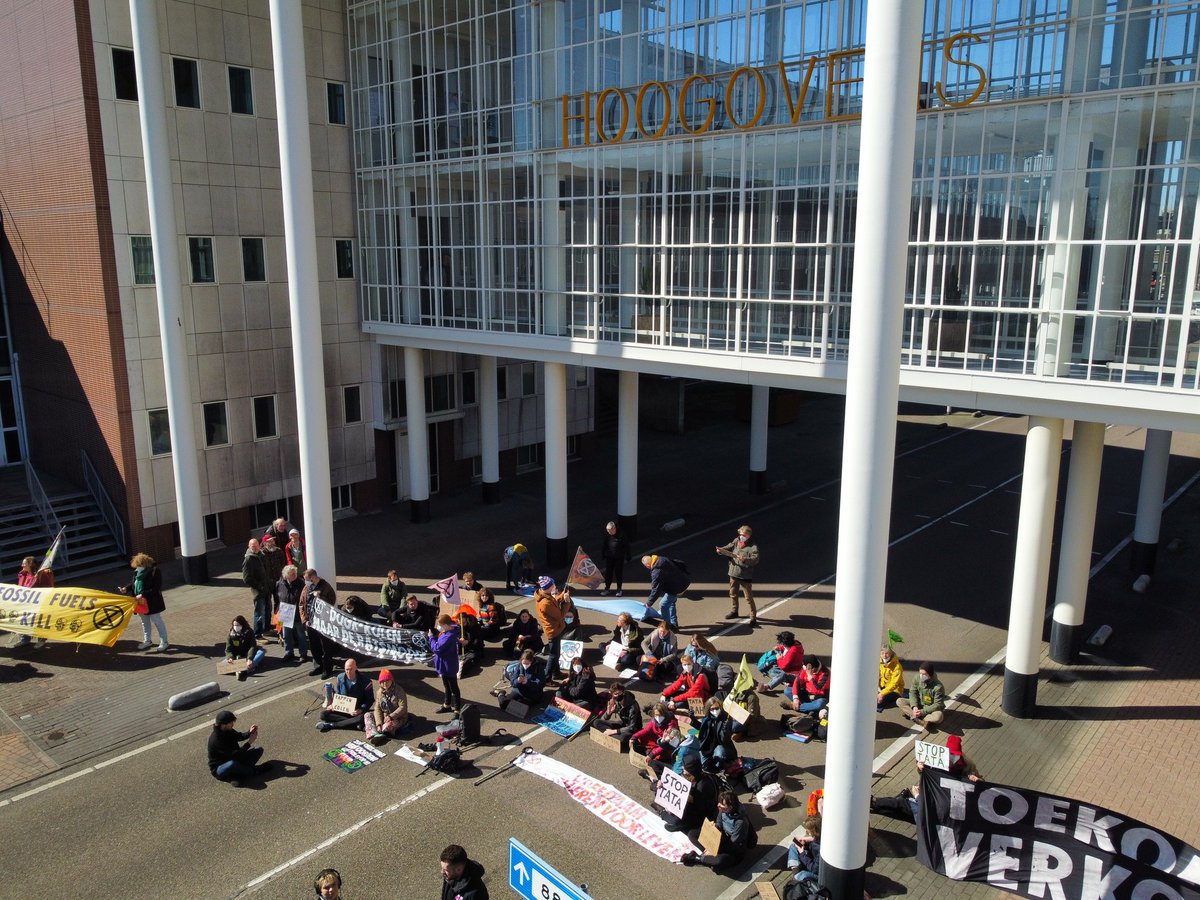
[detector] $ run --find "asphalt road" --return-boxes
[3,406,1195,900]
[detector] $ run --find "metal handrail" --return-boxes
[81,450,126,558]
[26,463,67,569]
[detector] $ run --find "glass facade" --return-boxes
[350,0,1200,395]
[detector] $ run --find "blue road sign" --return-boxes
[508,838,592,900]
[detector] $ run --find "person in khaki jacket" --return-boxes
[717,524,760,625]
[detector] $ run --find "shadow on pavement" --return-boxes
[0,661,53,683]
[261,760,311,783]
[1037,703,1200,721]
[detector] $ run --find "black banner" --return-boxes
[310,602,432,665]
[916,769,1200,899]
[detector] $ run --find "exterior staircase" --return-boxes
[0,490,125,582]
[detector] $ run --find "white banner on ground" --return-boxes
[513,751,700,863]
[309,601,432,664]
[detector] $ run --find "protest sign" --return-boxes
[699,818,723,856]
[276,602,296,629]
[323,739,386,772]
[559,639,584,670]
[308,601,432,664]
[216,658,250,676]
[914,740,949,770]
[722,696,750,724]
[0,583,137,647]
[687,698,707,718]
[533,700,589,738]
[654,767,692,819]
[329,693,358,715]
[590,729,625,753]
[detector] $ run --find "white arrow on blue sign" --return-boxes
[508,838,592,900]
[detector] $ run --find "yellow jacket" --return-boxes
[879,655,906,695]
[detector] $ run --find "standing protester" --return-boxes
[640,554,690,629]
[206,710,269,785]
[430,613,462,713]
[600,520,630,596]
[439,844,489,900]
[241,538,274,639]
[276,565,309,664]
[120,552,169,652]
[533,576,575,681]
[13,556,53,648]
[717,524,760,626]
[285,528,306,570]
[262,516,291,551]
[300,568,338,677]
[260,535,286,587]
[897,661,947,729]
[317,658,374,732]
[503,543,531,591]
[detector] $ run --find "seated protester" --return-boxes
[661,656,712,713]
[608,612,643,670]
[555,657,598,710]
[661,756,719,836]
[366,668,410,745]
[870,783,919,821]
[685,634,721,674]
[787,815,822,884]
[758,630,805,693]
[681,790,757,871]
[786,655,831,715]
[460,571,483,594]
[498,649,546,707]
[476,588,507,642]
[207,710,269,783]
[378,571,406,621]
[558,589,582,641]
[631,702,678,757]
[317,658,374,732]
[225,615,266,682]
[897,662,947,729]
[877,644,906,712]
[341,594,375,621]
[642,724,686,787]
[695,696,736,770]
[592,681,642,742]
[392,594,436,632]
[944,734,982,782]
[454,606,484,677]
[639,620,681,681]
[502,608,543,657]
[710,662,736,701]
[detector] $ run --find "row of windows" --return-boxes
[147,385,362,456]
[110,47,347,124]
[381,364,590,420]
[130,236,354,285]
[203,487,355,543]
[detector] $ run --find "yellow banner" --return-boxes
[0,584,138,647]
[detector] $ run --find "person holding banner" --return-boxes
[300,569,338,678]
[392,593,436,632]
[275,565,308,663]
[13,556,53,648]
[224,615,266,681]
[120,552,169,652]
[600,520,630,596]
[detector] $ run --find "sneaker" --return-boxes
[435,705,453,714]
[680,852,700,867]
[723,611,738,620]
[316,722,333,733]
[154,643,169,652]
[236,671,247,682]
[369,732,388,746]
[282,654,296,664]
[137,641,153,650]
[600,589,609,596]
[309,666,323,676]
[615,590,622,597]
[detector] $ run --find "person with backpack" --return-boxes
[759,631,806,693]
[680,789,756,869]
[717,524,760,626]
[640,554,690,629]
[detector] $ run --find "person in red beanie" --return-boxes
[945,733,982,782]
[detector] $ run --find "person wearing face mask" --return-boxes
[502,607,543,657]
[877,644,906,712]
[897,661,946,729]
[555,657,598,709]
[661,755,719,836]
[299,568,338,678]
[429,613,462,713]
[716,524,760,626]
[592,681,642,742]
[498,649,546,707]
[696,697,735,770]
[631,702,678,757]
[640,620,681,681]
[224,615,266,681]
[378,570,407,620]
[680,791,758,870]
[661,656,712,714]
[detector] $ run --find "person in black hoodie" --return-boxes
[555,657,599,709]
[600,520,630,596]
[439,844,488,900]
[680,790,757,871]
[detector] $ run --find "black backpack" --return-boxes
[742,758,780,793]
[458,703,481,744]
[429,747,462,774]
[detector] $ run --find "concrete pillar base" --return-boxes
[181,553,208,585]
[1002,668,1038,718]
[819,859,865,900]
[748,469,768,495]
[1129,540,1157,576]
[546,536,569,569]
[410,498,431,524]
[1049,620,1080,665]
[617,513,638,542]
[481,481,501,505]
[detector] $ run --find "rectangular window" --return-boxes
[327,82,346,124]
[250,499,289,531]
[331,483,353,511]
[113,48,138,102]
[203,401,229,447]
[131,235,155,285]
[460,371,477,406]
[517,442,544,472]
[173,57,200,108]
[188,237,215,283]
[148,408,171,456]
[343,385,362,424]
[252,395,277,439]
[203,512,221,542]
[425,373,456,414]
[573,365,590,387]
[241,237,265,282]
[567,434,579,457]
[520,362,536,397]
[228,66,253,115]
[496,367,509,401]
[335,239,354,278]
[386,380,406,419]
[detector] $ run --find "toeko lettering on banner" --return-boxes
[310,602,432,664]
[916,769,1200,899]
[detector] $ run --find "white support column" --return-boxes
[268,0,336,583]
[1050,420,1105,664]
[1131,428,1172,577]
[479,356,501,504]
[1003,416,1064,718]
[748,385,769,495]
[129,0,208,583]
[544,362,569,567]
[617,369,639,540]
[820,4,922,897]
[541,171,566,335]
[403,347,431,522]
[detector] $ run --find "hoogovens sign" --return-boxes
[917,769,1200,898]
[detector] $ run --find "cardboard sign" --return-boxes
[699,817,723,856]
[914,739,950,771]
[558,639,584,670]
[507,698,531,719]
[628,746,646,768]
[329,693,359,715]
[687,698,708,718]
[216,658,250,675]
[440,588,478,619]
[755,883,782,900]
[589,728,625,753]
[722,696,751,724]
[277,602,297,629]
[654,766,693,818]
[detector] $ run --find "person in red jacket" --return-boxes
[787,655,831,715]
[631,702,678,758]
[757,630,805,693]
[661,656,712,714]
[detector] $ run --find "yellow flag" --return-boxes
[0,584,138,647]
[732,654,756,696]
